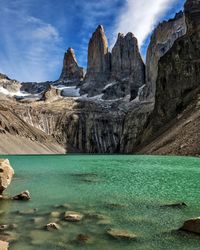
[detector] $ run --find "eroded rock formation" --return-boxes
[85,25,111,82]
[140,11,186,101]
[60,48,84,82]
[111,32,145,100]
[140,0,200,145]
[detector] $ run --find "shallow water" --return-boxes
[0,155,200,249]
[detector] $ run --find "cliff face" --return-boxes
[60,48,84,82]
[85,25,111,82]
[140,0,200,145]
[140,11,186,101]
[111,33,145,100]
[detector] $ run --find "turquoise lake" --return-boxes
[0,155,200,249]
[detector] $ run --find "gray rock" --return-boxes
[107,228,137,240]
[64,211,83,222]
[140,11,186,101]
[140,0,200,143]
[59,48,84,82]
[13,190,31,201]
[111,33,145,100]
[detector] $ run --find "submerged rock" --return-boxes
[0,240,9,250]
[107,228,137,240]
[180,217,200,234]
[13,190,31,201]
[64,211,83,222]
[160,202,187,208]
[45,222,60,231]
[76,234,90,243]
[0,159,14,195]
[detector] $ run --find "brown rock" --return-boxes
[85,25,111,83]
[64,211,83,222]
[0,159,14,195]
[13,190,31,201]
[180,217,200,234]
[76,234,90,243]
[60,48,84,82]
[0,240,9,250]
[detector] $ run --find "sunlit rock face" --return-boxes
[59,48,84,82]
[111,33,145,100]
[140,11,186,101]
[85,25,111,82]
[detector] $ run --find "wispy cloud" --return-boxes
[0,4,62,82]
[112,0,178,48]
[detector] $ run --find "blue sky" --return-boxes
[0,0,185,82]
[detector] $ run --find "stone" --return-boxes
[0,240,9,250]
[107,228,137,240]
[45,222,60,231]
[140,11,186,101]
[85,25,110,82]
[0,159,14,195]
[180,217,200,234]
[13,190,31,201]
[64,211,83,222]
[42,85,61,102]
[160,202,187,208]
[111,32,145,100]
[60,48,84,82]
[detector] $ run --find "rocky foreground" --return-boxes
[0,158,200,249]
[0,0,199,156]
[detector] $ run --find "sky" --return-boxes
[0,0,185,82]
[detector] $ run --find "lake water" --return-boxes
[0,155,200,249]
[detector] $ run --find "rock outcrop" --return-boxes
[0,73,21,93]
[59,48,84,82]
[140,0,200,146]
[81,25,111,96]
[85,25,110,82]
[0,159,14,195]
[42,85,61,102]
[111,33,145,100]
[140,11,186,101]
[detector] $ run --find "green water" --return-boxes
[0,155,200,249]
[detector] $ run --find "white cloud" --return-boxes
[0,6,62,82]
[113,0,177,48]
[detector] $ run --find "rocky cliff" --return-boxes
[60,48,84,82]
[139,0,200,150]
[0,0,199,156]
[140,11,186,101]
[111,33,145,100]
